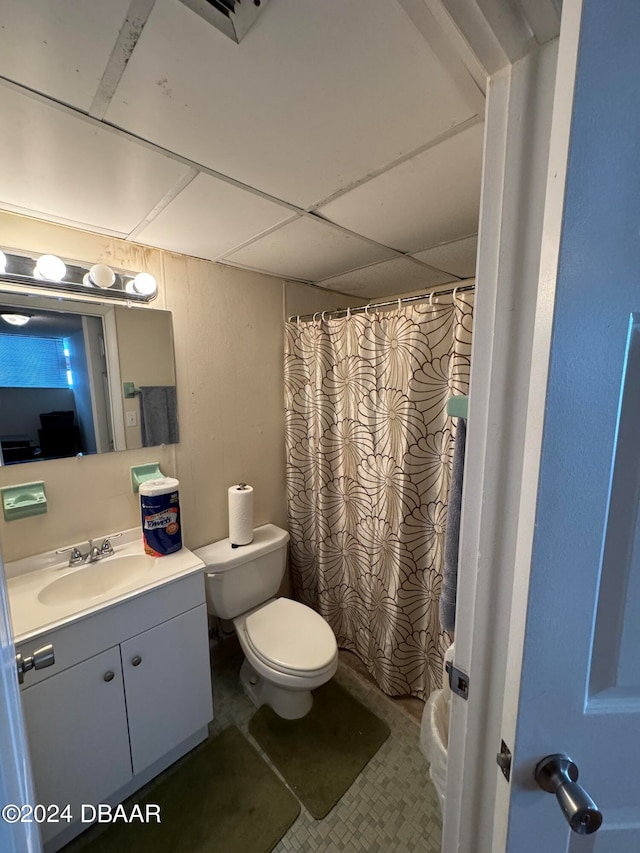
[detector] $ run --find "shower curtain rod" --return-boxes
[288,282,475,323]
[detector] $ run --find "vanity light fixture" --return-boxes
[0,249,158,303]
[34,254,67,282]
[0,312,31,326]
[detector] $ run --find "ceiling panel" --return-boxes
[135,173,294,260]
[0,86,190,235]
[318,123,484,253]
[0,0,131,111]
[413,235,478,278]
[224,216,395,281]
[105,0,479,207]
[318,257,456,299]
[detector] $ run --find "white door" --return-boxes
[0,554,40,852]
[501,0,640,848]
[121,604,213,775]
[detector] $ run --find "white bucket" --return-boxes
[419,642,455,814]
[420,688,450,813]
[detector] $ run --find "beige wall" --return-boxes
[284,280,367,319]
[165,254,288,551]
[0,211,288,561]
[390,278,475,302]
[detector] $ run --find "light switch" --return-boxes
[126,411,137,427]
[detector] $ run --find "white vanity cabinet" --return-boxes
[121,604,214,775]
[21,646,133,846]
[15,572,213,851]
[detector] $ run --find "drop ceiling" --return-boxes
[0,0,486,297]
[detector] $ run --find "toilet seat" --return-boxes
[243,598,337,677]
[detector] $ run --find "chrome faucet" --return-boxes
[90,532,123,561]
[56,532,122,566]
[88,541,103,562]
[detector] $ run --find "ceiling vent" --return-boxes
[178,0,270,44]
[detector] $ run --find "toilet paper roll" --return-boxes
[228,484,254,546]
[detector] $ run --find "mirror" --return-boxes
[0,292,177,465]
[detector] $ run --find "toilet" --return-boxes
[195,524,338,720]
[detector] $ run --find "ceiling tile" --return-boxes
[105,0,478,207]
[0,0,131,111]
[413,235,478,278]
[135,173,294,260]
[224,217,395,281]
[0,86,190,235]
[318,123,484,252]
[319,257,456,299]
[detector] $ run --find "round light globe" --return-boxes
[34,254,66,282]
[1,313,30,326]
[130,272,157,296]
[88,264,116,289]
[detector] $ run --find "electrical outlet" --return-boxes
[126,411,137,427]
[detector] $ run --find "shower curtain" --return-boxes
[284,293,474,700]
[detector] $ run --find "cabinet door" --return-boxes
[121,603,213,775]
[21,646,132,844]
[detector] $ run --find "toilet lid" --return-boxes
[245,598,337,673]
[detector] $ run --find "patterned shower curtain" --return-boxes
[284,293,474,700]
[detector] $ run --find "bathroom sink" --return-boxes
[38,554,156,606]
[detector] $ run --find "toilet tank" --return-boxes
[194,524,290,619]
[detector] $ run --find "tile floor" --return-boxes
[211,649,442,852]
[337,650,426,724]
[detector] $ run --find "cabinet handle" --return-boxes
[103,671,115,682]
[131,655,142,667]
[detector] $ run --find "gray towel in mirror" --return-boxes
[439,418,466,633]
[139,386,179,447]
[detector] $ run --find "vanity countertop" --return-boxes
[7,529,205,645]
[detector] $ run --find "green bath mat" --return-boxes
[248,679,391,819]
[76,726,300,853]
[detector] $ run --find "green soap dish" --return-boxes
[131,463,165,494]
[447,395,469,419]
[2,482,47,521]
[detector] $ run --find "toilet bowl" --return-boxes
[195,524,338,720]
[235,597,338,718]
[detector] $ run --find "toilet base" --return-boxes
[239,658,314,720]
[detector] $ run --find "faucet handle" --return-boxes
[100,532,122,556]
[56,544,88,567]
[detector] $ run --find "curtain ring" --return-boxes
[321,310,328,322]
[295,315,300,325]
[364,304,372,315]
[451,286,459,303]
[312,312,320,324]
[346,306,351,318]
[429,292,435,310]
[397,298,402,311]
